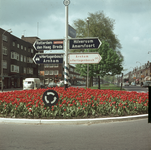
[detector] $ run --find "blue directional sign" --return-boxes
[33,53,64,64]
[69,37,102,50]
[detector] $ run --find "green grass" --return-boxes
[86,84,125,90]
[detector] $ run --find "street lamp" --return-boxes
[136,61,142,83]
[87,18,89,88]
[136,61,141,67]
[1,29,12,92]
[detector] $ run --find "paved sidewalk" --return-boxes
[0,114,148,125]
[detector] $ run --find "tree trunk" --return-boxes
[89,76,93,87]
[98,76,100,89]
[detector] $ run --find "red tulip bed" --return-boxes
[0,87,148,119]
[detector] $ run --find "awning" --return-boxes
[144,76,151,81]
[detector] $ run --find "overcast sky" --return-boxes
[0,0,151,74]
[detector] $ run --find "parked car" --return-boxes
[142,81,151,87]
[131,82,136,86]
[23,78,41,90]
[123,82,129,86]
[40,83,45,88]
[76,82,82,86]
[47,82,57,88]
[57,81,71,87]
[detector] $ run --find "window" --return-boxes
[44,64,49,68]
[50,64,53,68]
[11,52,19,61]
[24,56,26,62]
[13,42,15,46]
[45,70,49,75]
[2,35,7,41]
[31,48,33,53]
[16,53,19,61]
[54,64,58,68]
[28,48,30,52]
[17,44,19,48]
[49,70,53,75]
[21,45,23,50]
[24,47,26,51]
[24,67,26,74]
[27,57,30,63]
[3,46,7,55]
[11,65,19,73]
[27,57,33,63]
[20,55,23,62]
[3,60,7,69]
[54,70,58,75]
[27,68,33,74]
[29,58,33,63]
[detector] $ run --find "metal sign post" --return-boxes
[63,0,70,90]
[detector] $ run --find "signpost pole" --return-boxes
[64,0,70,90]
[87,18,89,88]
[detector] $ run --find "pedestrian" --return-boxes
[141,81,143,87]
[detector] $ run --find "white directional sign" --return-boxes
[68,53,102,64]
[33,39,64,51]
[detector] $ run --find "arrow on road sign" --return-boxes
[68,53,102,64]
[69,37,102,50]
[33,39,64,51]
[33,53,64,64]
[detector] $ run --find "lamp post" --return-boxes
[87,18,89,88]
[1,29,12,92]
[136,61,142,84]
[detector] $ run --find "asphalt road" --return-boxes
[0,118,150,150]
[123,85,148,93]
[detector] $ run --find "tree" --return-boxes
[75,41,123,89]
[73,11,123,59]
[73,11,124,88]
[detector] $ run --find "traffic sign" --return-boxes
[42,90,59,106]
[33,53,64,64]
[68,52,102,64]
[69,37,101,50]
[33,39,64,51]
[68,25,76,38]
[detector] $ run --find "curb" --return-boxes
[0,114,148,125]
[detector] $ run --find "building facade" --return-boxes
[44,63,86,85]
[0,28,39,88]
[122,61,151,85]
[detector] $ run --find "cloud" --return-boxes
[0,0,151,75]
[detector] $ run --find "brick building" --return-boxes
[0,28,40,88]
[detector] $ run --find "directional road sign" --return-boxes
[68,25,76,38]
[68,52,102,64]
[42,90,59,106]
[69,37,101,50]
[33,53,64,64]
[33,39,64,51]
